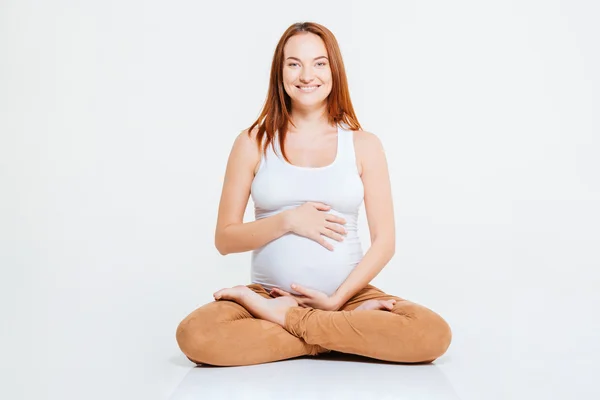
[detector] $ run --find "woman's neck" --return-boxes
[289,103,332,133]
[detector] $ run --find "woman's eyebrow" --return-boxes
[285,56,329,61]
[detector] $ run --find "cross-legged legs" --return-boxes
[175,283,452,366]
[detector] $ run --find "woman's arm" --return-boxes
[214,129,291,255]
[332,131,396,308]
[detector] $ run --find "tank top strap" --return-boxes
[255,133,280,177]
[270,132,285,162]
[336,125,357,167]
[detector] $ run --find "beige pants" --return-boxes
[176,283,452,366]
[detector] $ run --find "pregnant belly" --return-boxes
[251,232,364,297]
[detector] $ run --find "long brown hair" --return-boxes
[247,22,362,163]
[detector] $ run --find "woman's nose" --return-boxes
[300,68,315,82]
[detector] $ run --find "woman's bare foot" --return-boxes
[213,285,299,327]
[354,299,397,311]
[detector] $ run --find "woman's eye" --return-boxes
[288,62,326,67]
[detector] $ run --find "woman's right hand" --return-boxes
[284,202,347,250]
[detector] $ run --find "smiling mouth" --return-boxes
[296,85,321,92]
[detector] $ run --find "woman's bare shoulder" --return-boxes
[352,129,383,149]
[352,130,385,174]
[233,126,262,174]
[236,126,261,146]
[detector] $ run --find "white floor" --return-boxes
[170,354,462,400]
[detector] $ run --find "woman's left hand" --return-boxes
[269,284,340,311]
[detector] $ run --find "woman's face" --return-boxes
[282,32,333,109]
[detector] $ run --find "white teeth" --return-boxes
[298,86,319,92]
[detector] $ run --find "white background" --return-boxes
[1,1,599,399]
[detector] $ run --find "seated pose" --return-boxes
[176,21,452,366]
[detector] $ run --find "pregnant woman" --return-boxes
[176,21,452,366]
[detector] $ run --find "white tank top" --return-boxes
[250,124,364,297]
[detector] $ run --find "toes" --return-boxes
[380,300,397,310]
[213,288,230,300]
